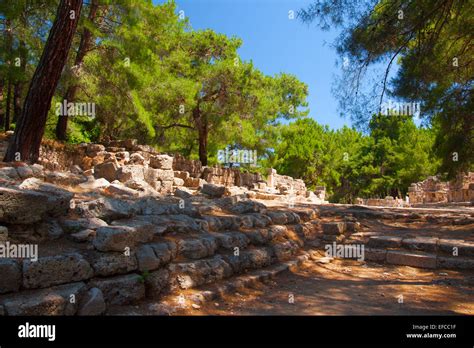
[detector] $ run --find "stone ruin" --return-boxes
[408,173,474,205]
[0,133,331,315]
[2,135,324,204]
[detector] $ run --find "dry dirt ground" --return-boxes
[173,204,474,316]
[175,256,474,315]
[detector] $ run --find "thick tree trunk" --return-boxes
[56,0,98,141]
[4,0,83,163]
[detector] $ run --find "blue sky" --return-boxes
[156,0,350,130]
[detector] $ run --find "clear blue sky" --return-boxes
[156,0,350,130]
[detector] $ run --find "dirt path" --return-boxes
[176,255,474,315]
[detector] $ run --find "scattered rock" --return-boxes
[149,155,173,170]
[93,162,118,182]
[70,229,96,243]
[201,183,225,198]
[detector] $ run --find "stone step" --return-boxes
[366,235,474,258]
[364,248,474,270]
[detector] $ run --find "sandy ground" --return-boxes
[175,255,474,315]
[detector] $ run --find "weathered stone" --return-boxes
[16,165,34,179]
[90,252,137,276]
[227,200,267,215]
[129,152,145,165]
[242,247,275,269]
[0,225,8,242]
[364,248,387,262]
[266,211,288,225]
[178,236,218,259]
[438,239,474,257]
[367,236,403,249]
[148,242,176,267]
[89,274,145,305]
[23,253,93,289]
[77,287,106,316]
[169,256,232,289]
[386,250,437,269]
[93,226,138,252]
[87,144,105,157]
[70,229,96,243]
[149,155,173,170]
[2,282,86,316]
[93,162,118,182]
[322,222,346,235]
[60,217,108,233]
[30,164,44,177]
[0,167,19,179]
[345,221,361,233]
[213,231,250,249]
[78,177,110,190]
[184,177,204,188]
[0,186,73,224]
[44,171,87,186]
[145,268,170,298]
[201,183,226,198]
[402,237,439,253]
[142,167,159,189]
[273,240,300,260]
[155,169,174,182]
[437,256,474,270]
[173,177,184,186]
[321,234,346,243]
[36,220,63,240]
[160,180,174,193]
[174,171,190,180]
[104,183,140,198]
[137,245,161,271]
[110,219,158,241]
[0,259,21,294]
[74,197,136,220]
[174,187,193,199]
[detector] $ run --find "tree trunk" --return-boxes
[4,19,13,131]
[0,79,4,127]
[198,122,208,166]
[13,82,22,125]
[5,81,12,131]
[13,39,27,125]
[56,0,98,141]
[4,0,83,163]
[193,105,208,165]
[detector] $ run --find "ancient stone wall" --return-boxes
[267,168,307,195]
[408,173,474,204]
